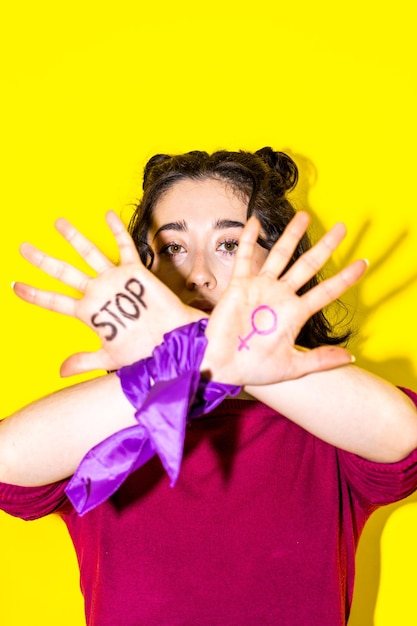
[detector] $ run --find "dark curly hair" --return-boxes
[128,147,351,348]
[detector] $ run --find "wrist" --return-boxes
[200,334,243,386]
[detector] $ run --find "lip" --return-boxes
[188,299,215,313]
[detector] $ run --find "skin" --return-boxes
[148,178,268,312]
[147,178,269,401]
[1,178,417,486]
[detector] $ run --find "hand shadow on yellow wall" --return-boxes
[338,224,417,626]
[288,150,417,626]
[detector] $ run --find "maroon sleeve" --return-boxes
[0,479,73,520]
[338,387,417,508]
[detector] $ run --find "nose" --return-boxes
[185,251,217,290]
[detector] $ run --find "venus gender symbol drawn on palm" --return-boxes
[237,305,278,351]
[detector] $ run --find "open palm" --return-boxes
[13,211,200,376]
[203,212,367,386]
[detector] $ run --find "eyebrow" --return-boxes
[152,218,245,241]
[214,219,245,230]
[152,221,187,241]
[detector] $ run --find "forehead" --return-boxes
[151,178,248,225]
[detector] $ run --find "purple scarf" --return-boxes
[65,319,241,515]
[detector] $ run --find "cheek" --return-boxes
[217,268,234,291]
[213,256,236,285]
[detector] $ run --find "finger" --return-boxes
[260,211,311,279]
[60,349,112,377]
[19,242,91,293]
[55,218,114,274]
[287,345,355,379]
[231,216,261,279]
[301,258,368,315]
[282,222,347,291]
[13,281,78,316]
[106,211,141,265]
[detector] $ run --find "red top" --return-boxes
[2,393,417,626]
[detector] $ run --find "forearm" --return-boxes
[245,365,417,462]
[0,374,136,486]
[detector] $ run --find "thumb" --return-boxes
[60,350,112,377]
[291,345,355,379]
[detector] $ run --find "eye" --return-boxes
[159,242,186,256]
[218,239,239,254]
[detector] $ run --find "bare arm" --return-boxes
[1,212,200,485]
[3,211,416,488]
[203,214,417,463]
[245,366,417,463]
[0,374,135,485]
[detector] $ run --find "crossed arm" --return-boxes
[1,212,417,487]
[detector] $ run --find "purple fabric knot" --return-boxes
[65,319,241,515]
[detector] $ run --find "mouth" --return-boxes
[188,299,214,314]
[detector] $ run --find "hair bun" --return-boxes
[143,153,172,189]
[255,147,298,192]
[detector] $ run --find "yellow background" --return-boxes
[1,2,416,624]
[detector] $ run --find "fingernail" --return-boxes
[350,354,356,363]
[11,281,15,289]
[363,258,370,267]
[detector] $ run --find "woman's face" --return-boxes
[148,178,268,313]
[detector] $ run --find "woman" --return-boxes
[1,147,417,625]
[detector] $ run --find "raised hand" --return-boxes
[13,211,200,376]
[202,212,368,386]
